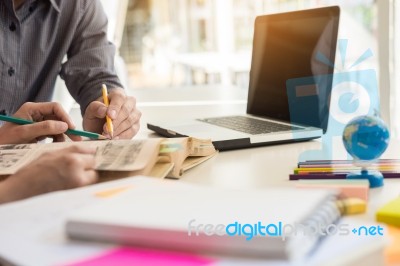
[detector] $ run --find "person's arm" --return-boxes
[0,102,81,145]
[0,145,98,204]
[60,0,141,139]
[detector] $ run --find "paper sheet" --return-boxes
[0,139,161,175]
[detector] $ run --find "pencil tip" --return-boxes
[98,135,108,140]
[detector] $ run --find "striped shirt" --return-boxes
[0,0,123,116]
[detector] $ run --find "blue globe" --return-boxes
[342,115,390,161]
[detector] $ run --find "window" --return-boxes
[120,0,379,91]
[390,0,400,136]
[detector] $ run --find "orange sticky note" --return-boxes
[385,226,400,265]
[94,186,133,198]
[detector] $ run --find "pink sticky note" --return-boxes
[65,247,216,266]
[296,183,369,201]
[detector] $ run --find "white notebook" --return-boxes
[65,177,340,260]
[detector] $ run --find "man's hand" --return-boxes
[0,102,81,145]
[83,88,141,139]
[0,145,98,203]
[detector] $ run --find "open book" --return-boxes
[0,137,217,180]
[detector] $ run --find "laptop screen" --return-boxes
[247,6,340,132]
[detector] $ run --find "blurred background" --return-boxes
[115,0,379,89]
[58,0,399,136]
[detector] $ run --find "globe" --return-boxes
[342,115,390,188]
[342,115,390,161]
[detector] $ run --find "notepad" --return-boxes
[65,247,215,266]
[66,177,340,261]
[385,226,400,265]
[295,179,369,200]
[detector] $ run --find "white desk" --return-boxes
[1,85,399,265]
[132,86,400,221]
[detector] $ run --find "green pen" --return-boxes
[0,114,107,140]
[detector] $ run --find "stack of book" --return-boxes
[290,159,400,180]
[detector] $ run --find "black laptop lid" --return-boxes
[247,6,340,133]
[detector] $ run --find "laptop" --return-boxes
[148,6,340,151]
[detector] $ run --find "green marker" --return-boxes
[0,114,107,140]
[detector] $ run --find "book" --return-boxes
[290,159,400,181]
[298,159,400,167]
[65,177,341,260]
[0,137,217,180]
[289,173,400,180]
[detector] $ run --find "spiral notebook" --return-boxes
[66,177,340,260]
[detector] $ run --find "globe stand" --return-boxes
[346,167,384,188]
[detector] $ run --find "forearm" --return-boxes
[0,177,34,204]
[0,165,59,204]
[63,69,123,116]
[60,0,124,115]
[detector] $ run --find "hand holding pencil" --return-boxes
[82,85,141,139]
[0,102,86,144]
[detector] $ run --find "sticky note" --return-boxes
[159,143,183,153]
[296,179,369,201]
[336,198,367,215]
[65,247,215,266]
[376,198,400,227]
[385,226,400,265]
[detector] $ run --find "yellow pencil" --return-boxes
[102,84,114,138]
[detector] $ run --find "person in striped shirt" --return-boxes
[0,0,141,140]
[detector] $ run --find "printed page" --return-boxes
[95,139,161,171]
[0,139,162,175]
[0,143,39,175]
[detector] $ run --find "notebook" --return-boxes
[66,177,340,260]
[147,6,340,151]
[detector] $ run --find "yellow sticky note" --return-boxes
[376,198,400,227]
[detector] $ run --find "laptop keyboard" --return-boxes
[198,116,302,135]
